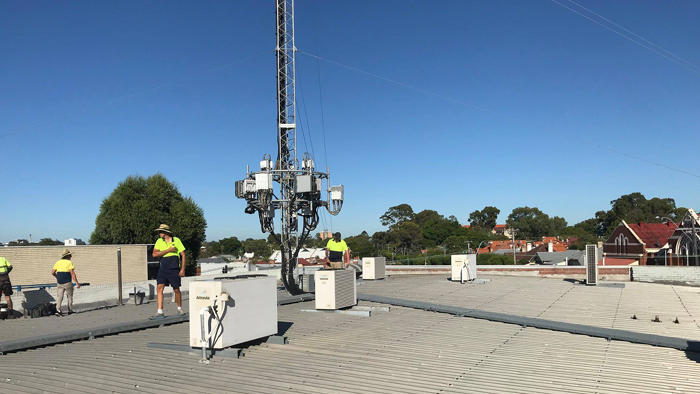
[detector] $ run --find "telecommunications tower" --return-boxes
[235,0,344,295]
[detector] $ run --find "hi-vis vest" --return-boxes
[0,258,11,275]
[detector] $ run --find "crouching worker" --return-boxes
[51,249,80,316]
[150,224,186,320]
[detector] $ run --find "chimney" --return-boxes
[526,242,532,252]
[548,242,553,253]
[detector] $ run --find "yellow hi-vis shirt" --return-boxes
[53,259,75,284]
[155,237,186,258]
[326,239,348,252]
[0,257,11,275]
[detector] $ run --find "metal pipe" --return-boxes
[200,307,209,362]
[117,248,122,305]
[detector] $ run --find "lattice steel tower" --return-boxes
[236,0,344,295]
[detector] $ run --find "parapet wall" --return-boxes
[0,245,148,286]
[631,266,700,287]
[387,265,631,281]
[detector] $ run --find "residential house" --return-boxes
[492,225,513,238]
[535,250,586,266]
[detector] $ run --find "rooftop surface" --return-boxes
[2,275,700,393]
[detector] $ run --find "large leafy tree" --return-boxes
[422,217,463,246]
[90,174,207,275]
[392,221,424,253]
[242,239,273,260]
[218,237,243,256]
[345,233,377,258]
[380,204,415,228]
[573,193,686,237]
[414,209,443,228]
[468,206,500,230]
[506,207,553,239]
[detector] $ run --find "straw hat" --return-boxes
[154,224,173,235]
[61,249,72,258]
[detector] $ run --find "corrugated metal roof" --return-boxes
[2,301,700,393]
[2,276,700,393]
[358,275,700,340]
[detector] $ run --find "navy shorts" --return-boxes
[0,281,12,296]
[156,256,181,288]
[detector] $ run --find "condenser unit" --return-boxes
[362,257,386,280]
[315,269,356,310]
[585,244,599,285]
[300,273,315,292]
[189,275,277,349]
[451,254,477,282]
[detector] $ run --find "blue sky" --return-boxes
[1,0,699,243]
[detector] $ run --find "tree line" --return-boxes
[86,173,686,269]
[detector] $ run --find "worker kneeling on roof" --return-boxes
[150,224,186,320]
[325,232,349,270]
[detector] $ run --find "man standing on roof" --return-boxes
[325,232,349,269]
[51,249,80,316]
[0,256,15,319]
[150,224,186,320]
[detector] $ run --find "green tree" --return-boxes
[267,233,280,246]
[38,238,63,246]
[219,237,243,255]
[422,217,463,246]
[468,206,500,230]
[345,233,376,258]
[580,193,684,237]
[550,216,568,236]
[242,239,272,260]
[380,204,415,228]
[207,241,222,256]
[414,210,443,228]
[392,221,423,253]
[477,253,515,265]
[90,174,207,275]
[506,207,553,239]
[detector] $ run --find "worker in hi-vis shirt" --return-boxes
[51,249,81,316]
[150,224,186,320]
[0,256,15,319]
[325,232,349,269]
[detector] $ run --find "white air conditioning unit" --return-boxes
[362,257,386,280]
[189,275,277,349]
[585,244,599,286]
[451,254,477,282]
[315,269,356,310]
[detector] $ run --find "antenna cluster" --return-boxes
[236,0,344,295]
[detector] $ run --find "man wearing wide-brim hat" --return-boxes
[150,224,187,319]
[51,249,81,316]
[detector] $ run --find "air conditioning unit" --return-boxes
[315,269,356,310]
[585,244,599,285]
[362,257,386,280]
[451,254,477,282]
[189,275,277,349]
[300,273,315,292]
